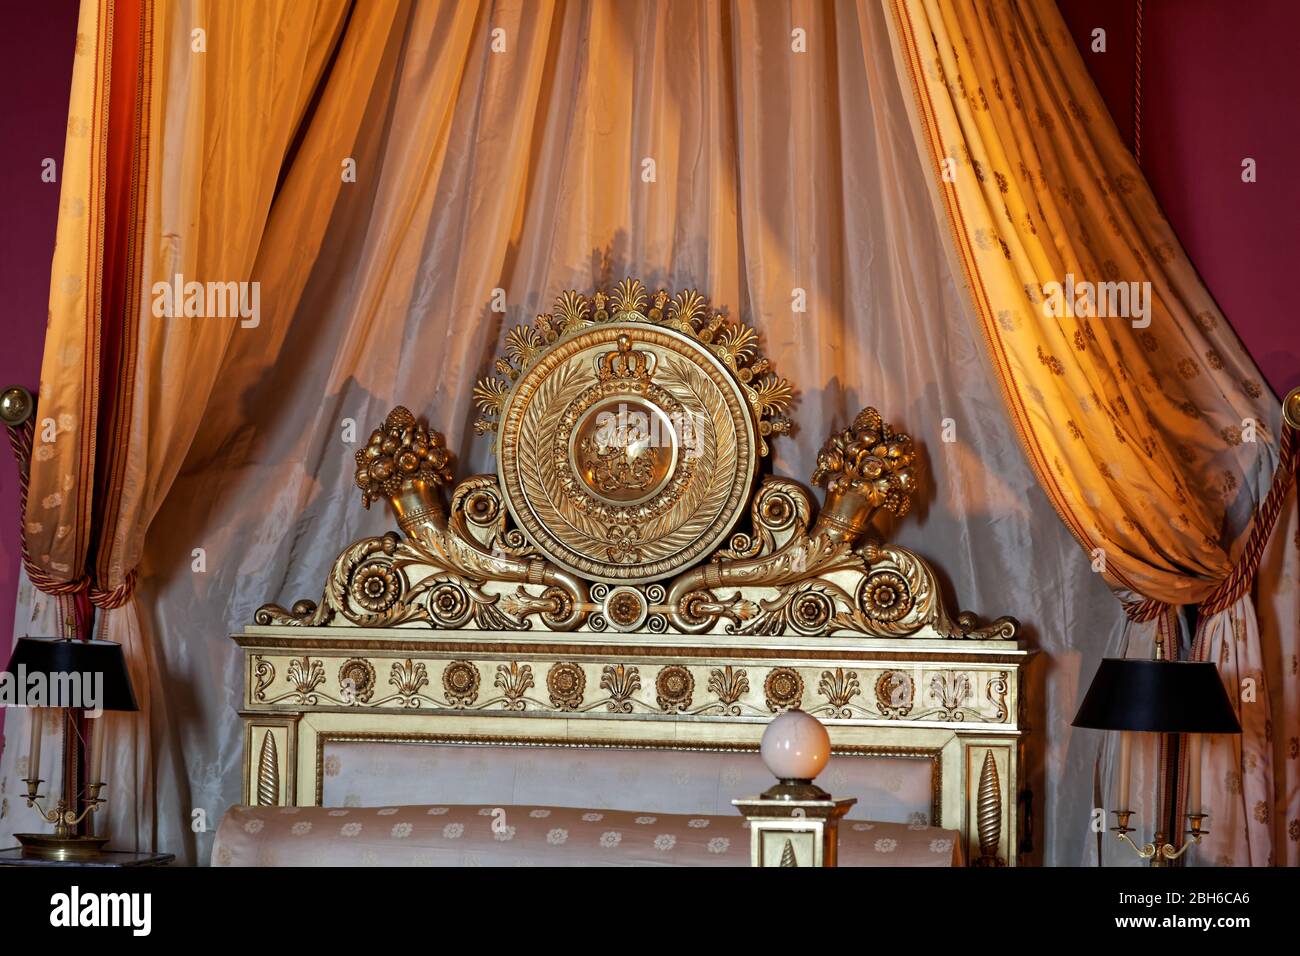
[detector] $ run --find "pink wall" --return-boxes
[0,0,80,739]
[1059,0,1300,397]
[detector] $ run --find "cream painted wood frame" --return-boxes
[235,625,1031,866]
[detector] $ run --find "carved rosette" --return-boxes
[603,586,650,632]
[428,582,473,628]
[858,570,913,624]
[338,658,376,703]
[547,663,586,711]
[874,670,915,718]
[764,667,804,712]
[655,665,695,713]
[442,661,481,707]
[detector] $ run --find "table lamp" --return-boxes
[1072,657,1241,865]
[5,636,139,860]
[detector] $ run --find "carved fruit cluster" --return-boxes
[354,406,455,508]
[810,406,916,517]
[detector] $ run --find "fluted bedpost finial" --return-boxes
[809,406,917,546]
[354,405,456,541]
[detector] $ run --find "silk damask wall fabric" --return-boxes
[7,0,1153,864]
[885,0,1298,864]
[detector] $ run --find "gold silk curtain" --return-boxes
[21,0,396,857]
[884,0,1298,864]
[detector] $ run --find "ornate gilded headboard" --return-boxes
[235,278,1030,865]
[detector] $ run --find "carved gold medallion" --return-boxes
[491,300,773,583]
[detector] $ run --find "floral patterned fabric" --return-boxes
[211,804,962,867]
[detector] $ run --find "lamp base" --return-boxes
[14,832,111,861]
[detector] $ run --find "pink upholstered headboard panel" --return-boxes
[320,741,938,825]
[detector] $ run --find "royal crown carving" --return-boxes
[256,279,1016,641]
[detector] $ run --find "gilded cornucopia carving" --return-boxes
[256,280,1016,641]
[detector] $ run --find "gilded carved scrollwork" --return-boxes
[253,281,1016,642]
[663,465,1016,640]
[255,479,589,633]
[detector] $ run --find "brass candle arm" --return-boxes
[1111,809,1208,865]
[22,776,106,840]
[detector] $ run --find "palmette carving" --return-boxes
[818,668,861,718]
[600,664,641,713]
[390,659,429,704]
[495,662,534,710]
[708,666,749,715]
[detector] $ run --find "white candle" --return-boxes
[1116,731,1132,810]
[1188,733,1203,816]
[89,717,107,785]
[27,707,42,781]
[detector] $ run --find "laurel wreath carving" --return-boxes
[637,354,731,545]
[518,361,597,540]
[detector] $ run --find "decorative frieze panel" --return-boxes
[245,651,1020,729]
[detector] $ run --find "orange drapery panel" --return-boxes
[884,0,1298,864]
[21,0,397,857]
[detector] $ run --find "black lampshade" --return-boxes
[1072,658,1240,734]
[3,637,138,712]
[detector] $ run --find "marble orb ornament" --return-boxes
[760,708,831,783]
